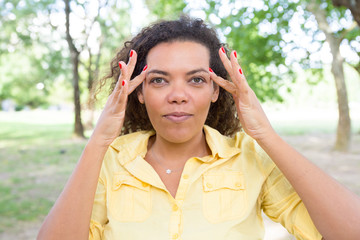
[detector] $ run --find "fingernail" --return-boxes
[143,65,148,71]
[130,50,133,58]
[122,80,125,86]
[119,62,122,69]
[234,51,237,58]
[209,67,213,73]
[221,47,225,53]
[239,68,243,75]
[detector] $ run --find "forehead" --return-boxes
[146,41,210,68]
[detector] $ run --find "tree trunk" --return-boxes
[65,0,84,138]
[331,45,351,150]
[308,1,351,151]
[72,52,84,138]
[85,50,95,130]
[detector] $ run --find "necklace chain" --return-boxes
[150,147,184,174]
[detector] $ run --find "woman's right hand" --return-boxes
[90,50,146,147]
[37,53,146,239]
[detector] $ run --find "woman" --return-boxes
[38,16,360,240]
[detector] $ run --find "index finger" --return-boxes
[209,68,237,95]
[126,49,138,78]
[128,65,147,94]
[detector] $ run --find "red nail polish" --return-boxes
[221,47,225,53]
[122,80,125,86]
[239,68,243,75]
[143,65,148,71]
[119,62,122,69]
[209,67,213,73]
[234,51,237,58]
[130,50,133,57]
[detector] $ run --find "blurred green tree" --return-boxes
[204,0,299,103]
[145,0,186,19]
[64,0,85,138]
[305,0,358,151]
[82,1,132,129]
[202,0,358,151]
[61,0,132,137]
[0,0,67,109]
[0,0,132,137]
[331,0,360,79]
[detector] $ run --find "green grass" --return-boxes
[0,112,86,233]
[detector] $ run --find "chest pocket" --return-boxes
[109,172,152,222]
[202,171,246,223]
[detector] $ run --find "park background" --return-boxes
[0,0,359,239]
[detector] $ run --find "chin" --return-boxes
[155,123,203,144]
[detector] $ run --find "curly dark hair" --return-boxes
[99,16,240,136]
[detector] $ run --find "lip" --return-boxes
[163,112,193,123]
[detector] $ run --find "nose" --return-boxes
[167,80,189,104]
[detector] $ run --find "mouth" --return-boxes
[163,112,193,123]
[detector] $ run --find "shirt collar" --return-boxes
[202,125,241,161]
[110,125,241,165]
[110,130,155,166]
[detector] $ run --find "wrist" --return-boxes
[254,128,280,149]
[86,135,112,152]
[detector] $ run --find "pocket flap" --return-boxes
[112,173,150,191]
[203,171,244,192]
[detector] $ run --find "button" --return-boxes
[183,174,189,179]
[172,204,179,212]
[142,182,149,187]
[206,183,213,189]
[235,182,242,188]
[172,233,179,239]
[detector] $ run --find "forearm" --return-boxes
[257,131,360,240]
[37,139,109,240]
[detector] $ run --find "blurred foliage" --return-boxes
[0,0,132,110]
[0,0,68,109]
[203,0,359,102]
[0,0,359,110]
[300,0,360,78]
[204,0,300,102]
[145,0,186,19]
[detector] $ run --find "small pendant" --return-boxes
[166,169,172,174]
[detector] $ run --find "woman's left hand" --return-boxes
[210,47,275,142]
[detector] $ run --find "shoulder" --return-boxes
[233,130,276,177]
[205,125,276,179]
[110,130,155,151]
[99,130,154,179]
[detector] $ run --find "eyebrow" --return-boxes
[147,68,208,76]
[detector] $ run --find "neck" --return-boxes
[150,129,211,164]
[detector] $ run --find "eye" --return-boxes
[150,78,166,84]
[190,77,205,84]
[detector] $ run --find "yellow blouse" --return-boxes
[89,125,322,240]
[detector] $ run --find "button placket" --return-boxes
[169,200,183,240]
[172,204,179,212]
[168,159,194,239]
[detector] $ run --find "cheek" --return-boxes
[194,91,214,111]
[143,91,163,113]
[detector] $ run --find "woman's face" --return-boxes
[138,41,219,144]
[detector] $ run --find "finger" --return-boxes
[126,49,137,78]
[114,77,129,112]
[113,61,125,93]
[230,51,250,91]
[218,47,237,86]
[128,65,147,94]
[209,68,237,95]
[111,60,128,106]
[114,61,128,92]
